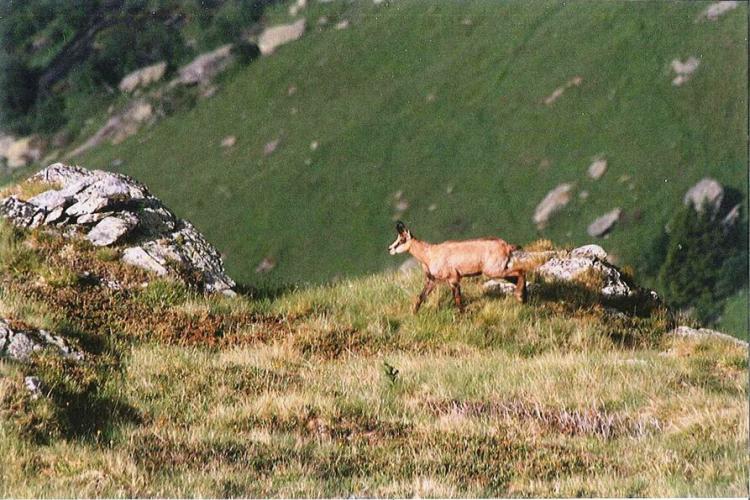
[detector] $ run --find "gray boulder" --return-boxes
[0,319,83,362]
[0,197,45,228]
[0,163,236,294]
[86,213,138,246]
[24,376,42,399]
[537,254,631,297]
[504,244,649,301]
[533,183,574,228]
[669,325,747,347]
[684,178,723,215]
[587,158,607,180]
[570,244,608,260]
[69,99,154,157]
[587,208,621,237]
[173,44,234,86]
[258,19,306,55]
[119,61,167,93]
[483,279,518,296]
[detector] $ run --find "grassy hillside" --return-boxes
[62,0,747,288]
[0,221,747,497]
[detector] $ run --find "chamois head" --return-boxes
[388,220,413,255]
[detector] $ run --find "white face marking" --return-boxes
[388,233,409,255]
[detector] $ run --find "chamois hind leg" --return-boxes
[512,270,526,303]
[413,278,436,314]
[486,268,527,303]
[448,278,464,313]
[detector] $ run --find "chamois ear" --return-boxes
[396,221,407,235]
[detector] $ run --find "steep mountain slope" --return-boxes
[66,0,746,288]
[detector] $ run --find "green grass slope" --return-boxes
[0,221,747,497]
[70,0,747,287]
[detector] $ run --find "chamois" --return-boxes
[388,221,525,313]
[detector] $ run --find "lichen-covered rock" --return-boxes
[529,244,634,298]
[538,255,631,297]
[0,319,83,362]
[87,213,138,246]
[570,244,608,260]
[0,197,45,227]
[0,163,236,294]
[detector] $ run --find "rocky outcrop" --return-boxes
[504,244,653,300]
[119,61,167,93]
[69,99,154,157]
[587,208,621,237]
[258,19,306,55]
[0,163,235,294]
[684,177,723,215]
[533,183,574,228]
[0,319,83,362]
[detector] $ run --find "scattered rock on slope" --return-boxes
[671,57,699,86]
[0,163,236,294]
[697,1,739,21]
[683,177,723,215]
[543,76,583,105]
[69,99,154,157]
[587,208,621,237]
[258,19,306,55]
[172,44,235,86]
[0,319,83,362]
[119,61,167,93]
[1,135,45,169]
[587,158,607,180]
[533,183,574,228]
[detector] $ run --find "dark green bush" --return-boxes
[658,201,746,323]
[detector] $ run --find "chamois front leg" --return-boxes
[413,278,436,314]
